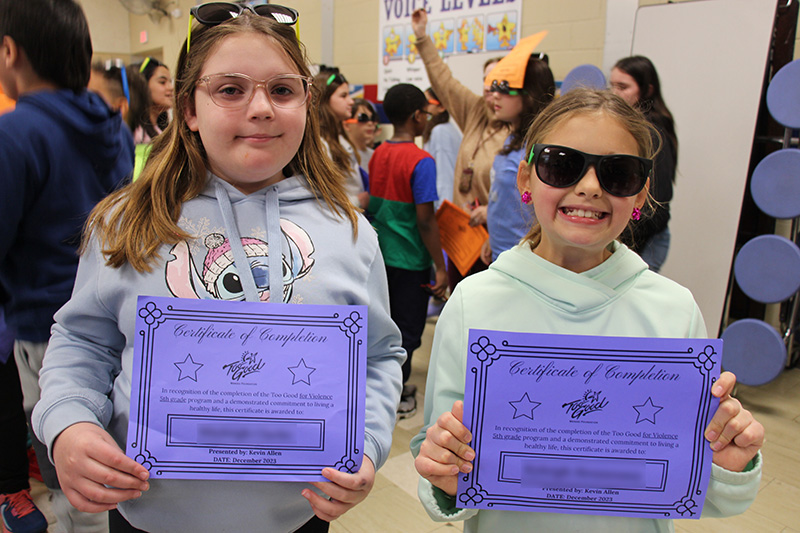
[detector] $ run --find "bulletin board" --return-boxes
[633,0,777,334]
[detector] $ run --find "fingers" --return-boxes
[418,403,474,475]
[301,460,375,521]
[705,395,761,451]
[712,371,737,399]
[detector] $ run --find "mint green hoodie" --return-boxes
[410,243,761,533]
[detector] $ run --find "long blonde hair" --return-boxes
[84,14,358,272]
[520,89,656,248]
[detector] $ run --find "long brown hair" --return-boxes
[520,89,656,248]
[313,71,359,170]
[84,14,358,273]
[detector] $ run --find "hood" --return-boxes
[489,243,649,314]
[20,89,131,174]
[196,174,318,304]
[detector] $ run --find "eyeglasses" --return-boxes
[345,113,376,124]
[187,3,298,52]
[190,2,298,25]
[197,73,312,109]
[528,144,651,197]
[488,80,526,96]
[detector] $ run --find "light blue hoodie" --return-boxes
[411,243,761,533]
[33,174,405,533]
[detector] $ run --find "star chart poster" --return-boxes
[378,1,522,99]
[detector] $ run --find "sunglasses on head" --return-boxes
[488,79,526,96]
[345,112,376,124]
[190,2,298,25]
[528,144,651,197]
[187,3,298,51]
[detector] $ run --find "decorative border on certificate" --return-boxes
[127,296,366,481]
[457,329,721,519]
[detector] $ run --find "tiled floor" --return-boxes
[33,317,800,532]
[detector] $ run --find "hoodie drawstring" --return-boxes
[265,186,285,303]
[214,181,286,303]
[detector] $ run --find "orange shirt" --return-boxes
[0,86,15,115]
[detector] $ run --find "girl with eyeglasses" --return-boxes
[313,70,368,208]
[32,5,404,532]
[412,9,510,291]
[411,89,763,533]
[610,56,677,272]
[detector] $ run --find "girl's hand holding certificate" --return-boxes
[706,371,765,472]
[415,401,475,496]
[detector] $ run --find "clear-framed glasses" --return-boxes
[197,73,313,109]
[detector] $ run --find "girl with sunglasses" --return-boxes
[412,8,510,290]
[313,70,368,208]
[343,97,378,171]
[610,56,677,272]
[411,88,763,533]
[32,5,404,532]
[481,50,555,265]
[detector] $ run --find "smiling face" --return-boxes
[343,104,376,149]
[517,112,648,272]
[148,65,174,110]
[609,68,640,107]
[328,82,354,121]
[184,32,307,194]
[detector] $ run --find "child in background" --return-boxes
[368,83,447,419]
[343,97,378,173]
[314,70,367,208]
[481,38,556,264]
[32,5,404,532]
[130,57,172,144]
[411,89,763,532]
[89,61,129,116]
[422,87,461,210]
[0,0,134,530]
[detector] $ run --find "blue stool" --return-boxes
[733,234,800,304]
[721,319,786,386]
[750,149,800,219]
[766,58,800,129]
[560,65,606,94]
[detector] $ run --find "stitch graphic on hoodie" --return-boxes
[165,219,315,303]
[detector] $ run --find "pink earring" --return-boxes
[521,191,532,204]
[632,207,641,221]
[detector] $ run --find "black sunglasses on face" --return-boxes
[489,79,526,96]
[345,113,376,124]
[528,144,651,197]
[190,2,298,26]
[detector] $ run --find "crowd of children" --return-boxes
[0,1,766,532]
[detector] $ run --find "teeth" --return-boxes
[563,208,603,219]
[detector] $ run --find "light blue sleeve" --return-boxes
[363,243,406,470]
[32,237,126,460]
[410,287,479,522]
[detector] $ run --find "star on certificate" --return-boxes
[509,393,541,420]
[633,397,664,424]
[174,354,203,382]
[288,358,316,385]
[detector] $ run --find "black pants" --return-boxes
[109,509,330,533]
[0,354,30,494]
[385,265,431,384]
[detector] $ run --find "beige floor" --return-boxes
[33,317,800,532]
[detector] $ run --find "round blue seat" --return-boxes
[750,149,800,219]
[721,319,785,386]
[560,65,606,94]
[733,234,800,303]
[766,58,800,128]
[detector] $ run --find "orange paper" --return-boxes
[436,200,488,276]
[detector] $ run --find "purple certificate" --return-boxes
[457,330,721,519]
[127,295,366,482]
